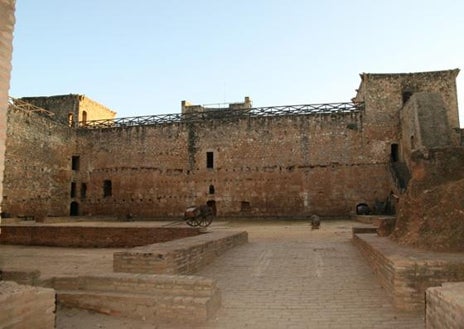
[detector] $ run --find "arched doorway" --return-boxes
[207,200,217,216]
[70,201,79,216]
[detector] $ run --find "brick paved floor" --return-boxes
[2,219,425,328]
[184,220,424,329]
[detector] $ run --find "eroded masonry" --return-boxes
[2,70,462,221]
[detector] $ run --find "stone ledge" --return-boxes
[51,273,220,324]
[0,281,55,329]
[114,230,248,274]
[426,282,464,329]
[353,233,464,311]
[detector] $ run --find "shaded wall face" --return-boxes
[76,113,391,217]
[0,0,15,212]
[2,109,75,217]
[20,95,78,126]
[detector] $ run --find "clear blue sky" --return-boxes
[10,0,464,125]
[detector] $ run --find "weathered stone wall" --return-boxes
[0,281,55,329]
[114,231,248,274]
[426,283,464,329]
[78,95,116,123]
[20,94,116,127]
[0,0,15,216]
[76,111,392,217]
[353,233,464,311]
[53,273,221,324]
[2,108,74,218]
[0,225,202,247]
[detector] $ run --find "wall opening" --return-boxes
[390,144,399,162]
[241,201,251,213]
[103,180,112,197]
[402,90,413,104]
[206,152,214,169]
[82,111,87,125]
[81,183,87,199]
[68,113,74,127]
[209,184,215,194]
[70,182,76,198]
[207,200,217,216]
[71,155,80,170]
[410,135,415,149]
[70,201,79,216]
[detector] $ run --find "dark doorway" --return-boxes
[390,144,399,162]
[207,200,217,216]
[70,201,79,216]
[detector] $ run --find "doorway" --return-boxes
[70,201,79,216]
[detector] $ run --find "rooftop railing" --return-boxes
[78,102,364,129]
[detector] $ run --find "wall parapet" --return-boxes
[78,102,364,129]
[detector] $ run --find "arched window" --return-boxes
[209,185,215,194]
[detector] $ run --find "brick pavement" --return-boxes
[2,219,425,328]
[184,220,424,329]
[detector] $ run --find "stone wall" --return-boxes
[2,108,74,218]
[52,273,221,324]
[0,0,15,216]
[353,232,464,311]
[0,225,202,247]
[20,94,116,127]
[76,111,392,217]
[426,282,464,329]
[114,231,248,274]
[0,281,55,329]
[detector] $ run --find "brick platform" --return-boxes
[114,231,248,274]
[353,233,464,311]
[0,281,55,329]
[52,273,220,324]
[426,282,464,328]
[0,225,201,247]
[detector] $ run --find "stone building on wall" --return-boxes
[1,69,461,219]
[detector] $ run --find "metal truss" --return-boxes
[79,102,364,129]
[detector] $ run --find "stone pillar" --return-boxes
[0,0,15,220]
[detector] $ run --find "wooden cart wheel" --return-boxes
[199,214,213,227]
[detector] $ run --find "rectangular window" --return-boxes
[103,180,112,197]
[70,182,76,198]
[206,152,214,169]
[72,156,80,171]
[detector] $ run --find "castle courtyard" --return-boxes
[1,219,424,329]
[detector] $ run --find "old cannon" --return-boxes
[184,204,214,228]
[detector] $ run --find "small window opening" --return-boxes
[209,185,215,194]
[206,152,214,169]
[70,182,76,198]
[402,91,413,104]
[71,156,80,170]
[103,180,112,197]
[81,183,87,199]
[241,201,251,212]
[410,135,415,149]
[390,144,399,162]
[68,113,74,127]
[82,111,87,125]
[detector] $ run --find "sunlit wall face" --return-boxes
[0,0,16,219]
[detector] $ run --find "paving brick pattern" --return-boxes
[183,220,424,329]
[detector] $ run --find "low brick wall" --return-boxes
[51,273,220,324]
[114,231,248,274]
[426,282,464,328]
[0,225,201,247]
[0,281,55,329]
[353,233,464,311]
